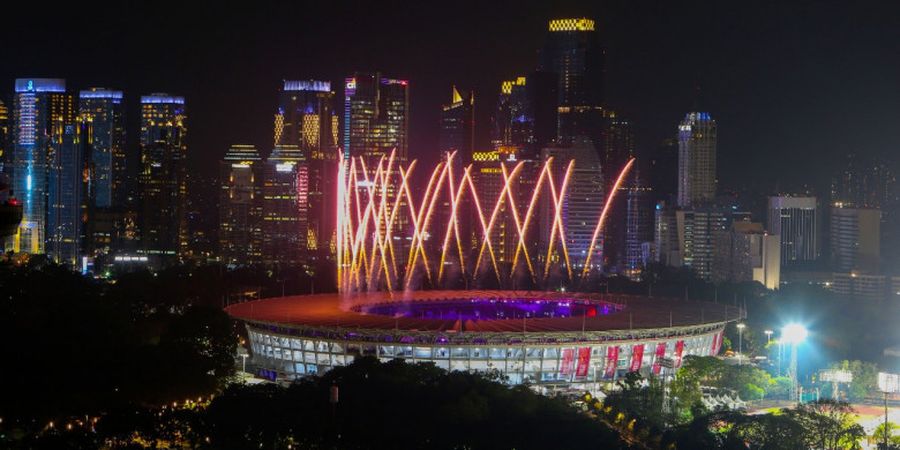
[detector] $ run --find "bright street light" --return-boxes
[782,323,808,403]
[764,329,773,344]
[782,323,808,344]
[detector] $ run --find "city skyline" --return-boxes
[2,1,900,194]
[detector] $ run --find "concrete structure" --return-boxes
[677,112,717,208]
[767,196,819,266]
[219,145,263,265]
[139,94,187,265]
[830,206,880,272]
[228,290,739,391]
[714,222,781,289]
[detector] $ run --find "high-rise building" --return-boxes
[677,112,717,208]
[653,201,681,268]
[139,94,187,264]
[648,138,679,205]
[539,18,605,144]
[10,78,75,255]
[343,72,408,163]
[220,144,263,266]
[47,122,88,265]
[713,222,781,289]
[676,207,729,281]
[624,170,652,279]
[492,76,532,151]
[439,86,474,160]
[541,138,604,270]
[830,206,880,273]
[262,144,307,266]
[767,196,819,266]
[276,80,339,265]
[78,88,126,208]
[0,99,9,173]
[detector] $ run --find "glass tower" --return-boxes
[79,88,126,209]
[276,80,338,265]
[10,78,74,255]
[220,144,263,265]
[439,86,474,159]
[47,122,88,265]
[539,18,605,144]
[139,94,187,264]
[677,112,717,208]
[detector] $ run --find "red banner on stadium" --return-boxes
[674,340,685,368]
[652,342,667,375]
[630,344,644,372]
[604,346,618,379]
[711,330,723,356]
[575,347,591,378]
[560,348,575,376]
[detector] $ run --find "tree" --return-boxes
[830,360,878,401]
[873,422,900,449]
[787,399,865,450]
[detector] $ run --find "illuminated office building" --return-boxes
[343,72,408,163]
[624,170,652,279]
[10,78,74,255]
[0,99,8,173]
[79,88,126,208]
[47,122,88,265]
[491,73,557,157]
[541,138,604,270]
[262,144,307,266]
[470,148,520,265]
[675,207,728,281]
[139,94,187,264]
[677,112,717,208]
[831,205,880,273]
[539,18,605,144]
[713,222,781,290]
[439,86,474,159]
[767,196,819,266]
[220,144,263,265]
[276,80,339,263]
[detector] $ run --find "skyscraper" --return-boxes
[276,80,339,264]
[139,94,187,264]
[0,99,9,174]
[343,72,409,163]
[713,222,781,289]
[540,18,605,144]
[492,76,532,150]
[677,112,717,208]
[262,144,307,266]
[439,86,474,159]
[220,144,263,266]
[541,138,604,270]
[830,206,880,273]
[47,122,88,265]
[10,78,74,254]
[78,88,126,208]
[675,207,728,281]
[767,196,819,266]
[624,170,652,279]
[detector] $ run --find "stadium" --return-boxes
[227,290,741,391]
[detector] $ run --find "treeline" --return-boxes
[0,261,238,426]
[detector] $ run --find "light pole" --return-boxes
[782,323,808,404]
[737,323,746,365]
[764,329,773,344]
[241,354,249,374]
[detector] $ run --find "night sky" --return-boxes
[3,0,900,193]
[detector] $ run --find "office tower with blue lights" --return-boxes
[139,94,187,264]
[677,112,717,208]
[220,144,263,266]
[539,18,605,144]
[276,80,338,264]
[79,88,126,208]
[439,86,474,159]
[10,78,75,255]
